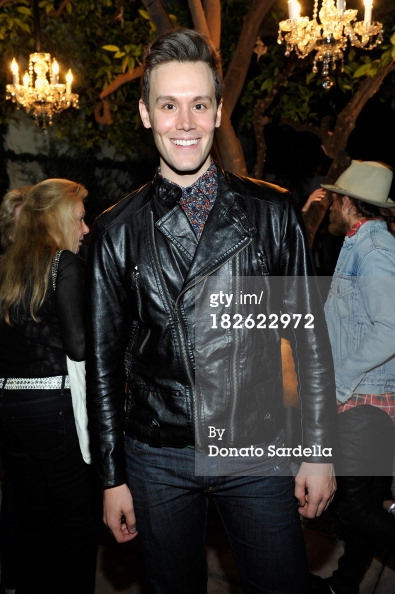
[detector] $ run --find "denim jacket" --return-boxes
[324,220,395,403]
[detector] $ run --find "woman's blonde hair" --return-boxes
[0,186,32,250]
[0,178,88,325]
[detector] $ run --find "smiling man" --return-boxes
[139,60,221,185]
[86,29,337,594]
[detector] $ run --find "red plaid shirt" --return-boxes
[338,392,395,424]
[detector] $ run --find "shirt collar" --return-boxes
[159,162,217,198]
[346,218,370,238]
[344,219,387,246]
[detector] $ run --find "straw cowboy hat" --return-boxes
[321,160,395,208]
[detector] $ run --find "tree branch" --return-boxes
[140,0,174,35]
[94,99,113,125]
[203,0,221,49]
[99,65,144,100]
[223,0,277,116]
[0,0,20,7]
[252,59,299,178]
[48,0,73,17]
[188,0,210,38]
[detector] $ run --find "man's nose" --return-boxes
[176,106,195,130]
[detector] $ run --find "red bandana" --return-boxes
[346,218,379,237]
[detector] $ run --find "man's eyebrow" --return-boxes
[155,95,214,104]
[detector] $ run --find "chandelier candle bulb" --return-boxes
[23,72,29,88]
[288,0,301,20]
[66,69,72,96]
[52,60,59,85]
[337,0,345,12]
[364,0,373,22]
[11,59,19,85]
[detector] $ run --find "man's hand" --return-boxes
[103,483,138,543]
[295,462,336,519]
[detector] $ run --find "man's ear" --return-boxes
[139,99,152,129]
[342,196,354,211]
[215,99,222,128]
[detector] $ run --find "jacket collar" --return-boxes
[153,166,257,285]
[343,218,387,249]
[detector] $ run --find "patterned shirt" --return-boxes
[338,393,395,424]
[162,163,218,239]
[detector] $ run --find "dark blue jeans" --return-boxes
[125,436,310,594]
[0,386,97,594]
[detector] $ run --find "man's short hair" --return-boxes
[141,28,223,109]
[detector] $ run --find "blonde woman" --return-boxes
[0,186,31,254]
[0,179,96,594]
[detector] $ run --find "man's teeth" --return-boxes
[173,139,198,146]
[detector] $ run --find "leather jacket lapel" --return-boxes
[155,205,198,263]
[183,186,256,286]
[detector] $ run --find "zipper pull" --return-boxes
[131,265,139,289]
[257,252,269,276]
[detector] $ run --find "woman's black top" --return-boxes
[0,250,85,378]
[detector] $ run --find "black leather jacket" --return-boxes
[86,167,336,488]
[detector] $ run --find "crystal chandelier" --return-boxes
[5,0,78,129]
[6,52,78,129]
[278,0,383,88]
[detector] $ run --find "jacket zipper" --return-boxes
[257,251,269,276]
[174,239,252,451]
[149,212,195,389]
[228,250,242,445]
[131,265,143,319]
[151,210,253,449]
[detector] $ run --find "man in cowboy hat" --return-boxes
[312,160,395,594]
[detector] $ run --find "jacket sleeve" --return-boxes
[279,199,338,462]
[85,220,130,487]
[56,250,86,361]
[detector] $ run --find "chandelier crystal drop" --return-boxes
[6,52,79,129]
[278,0,383,87]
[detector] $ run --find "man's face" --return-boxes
[139,61,222,187]
[328,193,348,236]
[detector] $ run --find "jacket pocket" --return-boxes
[331,275,357,319]
[125,383,191,446]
